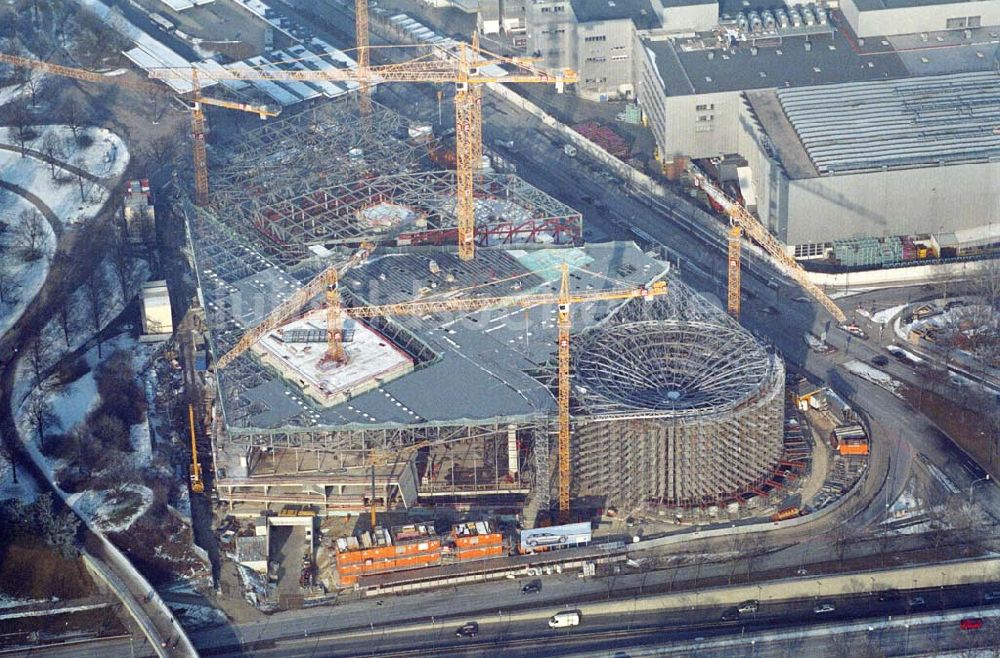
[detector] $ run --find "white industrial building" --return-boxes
[840,0,1000,37]
[141,280,173,341]
[635,13,1000,251]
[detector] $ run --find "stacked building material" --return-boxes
[448,521,505,561]
[572,122,630,160]
[334,525,441,587]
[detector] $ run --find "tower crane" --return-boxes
[346,263,666,516]
[148,41,577,261]
[214,242,375,371]
[0,53,279,206]
[354,0,371,118]
[687,164,850,326]
[188,404,205,494]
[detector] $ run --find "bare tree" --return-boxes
[62,98,81,138]
[39,131,64,177]
[14,208,46,261]
[9,101,34,156]
[71,154,88,201]
[55,296,76,346]
[150,90,170,124]
[26,336,48,384]
[110,232,141,302]
[25,390,59,442]
[84,264,109,357]
[0,267,20,305]
[24,74,41,107]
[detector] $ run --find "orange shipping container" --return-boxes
[839,443,869,456]
[455,545,505,561]
[454,533,503,549]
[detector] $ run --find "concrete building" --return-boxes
[527,0,661,100]
[140,280,173,341]
[636,21,1000,251]
[122,179,156,245]
[841,0,1000,37]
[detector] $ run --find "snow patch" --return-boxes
[871,304,907,324]
[66,484,153,533]
[0,125,130,180]
[51,370,99,431]
[0,191,55,338]
[842,359,903,396]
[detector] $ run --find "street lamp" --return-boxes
[970,474,991,504]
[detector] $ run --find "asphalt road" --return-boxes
[179,2,1000,655]
[201,583,1000,657]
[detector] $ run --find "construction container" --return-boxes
[454,545,505,561]
[838,442,869,456]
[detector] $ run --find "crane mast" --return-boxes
[688,165,848,325]
[215,242,374,370]
[355,0,372,117]
[188,404,204,494]
[147,43,576,261]
[0,53,278,207]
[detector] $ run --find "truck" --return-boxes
[548,611,581,628]
[770,507,801,522]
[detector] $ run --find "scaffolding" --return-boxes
[209,100,581,264]
[571,319,785,510]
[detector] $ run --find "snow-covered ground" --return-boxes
[856,304,907,325]
[0,191,55,339]
[0,143,110,227]
[66,484,153,533]
[842,359,904,397]
[0,125,130,179]
[0,124,129,340]
[51,370,99,430]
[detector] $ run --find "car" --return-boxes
[813,602,836,614]
[720,608,741,622]
[908,596,926,608]
[960,617,984,630]
[762,305,780,315]
[455,621,479,637]
[984,591,1000,602]
[522,579,542,594]
[877,589,900,602]
[738,599,760,614]
[872,355,889,367]
[525,533,568,547]
[548,611,581,628]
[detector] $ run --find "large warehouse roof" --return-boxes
[644,33,909,97]
[776,71,1000,175]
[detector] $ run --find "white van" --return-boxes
[548,611,581,628]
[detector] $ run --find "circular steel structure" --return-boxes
[572,320,784,509]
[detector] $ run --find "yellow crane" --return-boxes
[687,164,849,326]
[354,0,371,118]
[188,404,205,494]
[0,53,279,207]
[214,242,375,370]
[366,439,431,528]
[340,264,666,516]
[148,40,576,261]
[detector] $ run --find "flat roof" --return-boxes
[776,71,1000,174]
[849,0,994,10]
[644,32,911,96]
[571,0,661,28]
[202,242,678,432]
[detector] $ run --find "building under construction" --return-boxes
[190,98,785,521]
[210,101,582,266]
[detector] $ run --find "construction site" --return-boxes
[183,87,798,527]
